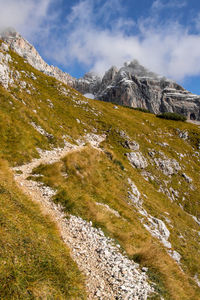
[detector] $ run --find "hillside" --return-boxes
[1,29,200,121]
[0,38,200,299]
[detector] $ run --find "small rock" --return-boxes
[182,173,192,183]
[0,42,9,52]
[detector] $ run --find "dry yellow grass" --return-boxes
[0,42,200,299]
[32,146,200,299]
[0,159,86,299]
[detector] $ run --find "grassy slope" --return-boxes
[0,42,200,299]
[0,159,86,299]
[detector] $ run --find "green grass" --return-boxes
[0,43,200,299]
[156,112,187,121]
[31,146,200,300]
[0,159,86,299]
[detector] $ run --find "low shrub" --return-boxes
[156,112,187,121]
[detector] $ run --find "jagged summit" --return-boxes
[91,60,200,120]
[0,29,200,120]
[122,59,159,79]
[82,71,101,80]
[0,28,74,85]
[0,27,17,38]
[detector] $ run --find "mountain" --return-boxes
[1,28,200,121]
[95,61,200,120]
[77,61,200,121]
[0,28,75,85]
[0,30,200,299]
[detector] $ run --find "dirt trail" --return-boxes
[13,142,118,299]
[13,140,153,300]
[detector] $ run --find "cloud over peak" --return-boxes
[0,0,200,83]
[48,0,200,81]
[0,0,54,38]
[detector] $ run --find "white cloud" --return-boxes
[1,0,200,82]
[152,0,187,10]
[0,0,53,38]
[45,0,200,81]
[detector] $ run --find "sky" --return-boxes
[0,0,200,94]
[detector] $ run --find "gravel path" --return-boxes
[13,140,153,299]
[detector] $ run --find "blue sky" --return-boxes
[1,0,200,94]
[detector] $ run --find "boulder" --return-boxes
[126,151,148,169]
[154,157,181,176]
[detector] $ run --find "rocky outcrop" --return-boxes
[73,72,101,95]
[95,61,200,120]
[0,28,75,86]
[1,28,200,120]
[126,152,148,169]
[182,173,192,183]
[0,43,22,89]
[154,156,181,176]
[127,179,182,264]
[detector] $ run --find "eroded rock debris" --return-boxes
[13,139,154,300]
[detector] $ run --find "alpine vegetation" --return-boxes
[0,30,200,300]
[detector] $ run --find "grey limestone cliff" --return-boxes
[0,28,75,85]
[1,28,200,120]
[94,61,200,120]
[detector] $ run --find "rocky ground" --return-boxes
[13,138,154,300]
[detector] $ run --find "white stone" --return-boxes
[126,151,148,169]
[0,42,9,52]
[182,173,192,183]
[154,157,181,175]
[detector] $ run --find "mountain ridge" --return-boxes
[1,28,200,120]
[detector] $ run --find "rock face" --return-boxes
[127,179,182,264]
[154,156,181,176]
[0,42,21,89]
[95,61,200,120]
[126,152,148,169]
[74,72,101,96]
[0,28,75,85]
[1,28,200,120]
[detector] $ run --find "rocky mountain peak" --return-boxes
[83,71,101,81]
[0,29,200,120]
[101,66,118,85]
[0,28,74,85]
[0,28,42,63]
[122,59,158,79]
[94,60,200,120]
[0,27,18,39]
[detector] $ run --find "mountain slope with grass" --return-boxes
[0,38,200,299]
[1,28,200,120]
